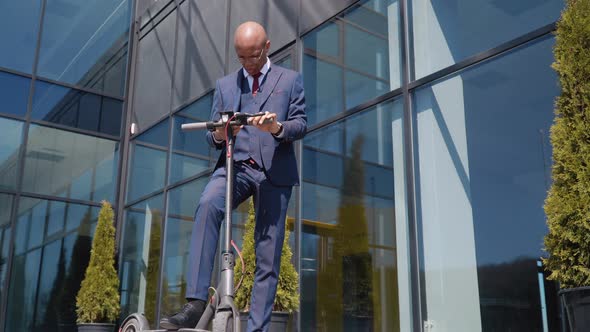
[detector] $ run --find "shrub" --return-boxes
[543,0,590,289]
[76,201,120,323]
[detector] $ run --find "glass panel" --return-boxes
[22,124,119,202]
[411,0,564,79]
[170,115,213,185]
[7,197,99,331]
[303,22,340,59]
[0,193,12,227]
[0,71,30,117]
[413,36,559,331]
[301,98,403,330]
[0,117,24,191]
[303,56,344,125]
[127,119,169,203]
[136,119,170,146]
[120,194,165,324]
[178,92,213,119]
[5,249,42,331]
[274,55,293,69]
[37,0,132,96]
[162,177,209,316]
[303,0,401,125]
[0,194,13,310]
[127,145,167,202]
[0,0,42,74]
[32,81,122,136]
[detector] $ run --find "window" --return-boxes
[413,36,559,331]
[303,0,402,125]
[22,124,119,202]
[0,71,30,117]
[32,81,122,136]
[37,0,132,96]
[6,197,99,331]
[301,98,404,330]
[126,120,168,203]
[0,0,42,74]
[410,0,564,79]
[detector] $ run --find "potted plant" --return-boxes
[543,1,590,331]
[75,201,121,332]
[234,199,299,331]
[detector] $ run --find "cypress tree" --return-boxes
[76,201,120,323]
[543,0,590,289]
[234,199,300,312]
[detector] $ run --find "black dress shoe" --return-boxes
[160,300,205,330]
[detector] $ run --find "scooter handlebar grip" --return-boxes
[181,122,210,131]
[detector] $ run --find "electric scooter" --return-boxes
[119,111,266,332]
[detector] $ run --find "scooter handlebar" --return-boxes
[181,112,273,132]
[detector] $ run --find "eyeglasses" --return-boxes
[238,48,265,64]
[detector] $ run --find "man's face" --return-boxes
[236,41,268,76]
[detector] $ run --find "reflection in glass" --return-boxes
[0,118,24,190]
[274,55,293,69]
[303,56,343,125]
[5,249,41,331]
[170,115,212,185]
[22,124,119,202]
[162,177,209,316]
[411,0,564,79]
[120,194,165,324]
[127,119,169,202]
[127,144,167,202]
[32,81,123,136]
[136,118,170,146]
[0,71,31,117]
[0,193,13,314]
[413,36,559,331]
[301,99,402,331]
[6,197,98,331]
[0,1,42,74]
[303,0,401,125]
[178,92,212,119]
[37,0,132,96]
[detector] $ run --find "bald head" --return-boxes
[234,21,267,48]
[234,21,270,75]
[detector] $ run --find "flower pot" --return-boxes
[57,322,78,332]
[560,286,590,332]
[77,323,115,332]
[239,311,290,331]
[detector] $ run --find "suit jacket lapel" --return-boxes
[255,66,283,112]
[231,69,244,113]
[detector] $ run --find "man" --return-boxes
[160,21,306,331]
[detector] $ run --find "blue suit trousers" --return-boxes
[186,162,292,332]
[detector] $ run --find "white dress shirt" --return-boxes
[243,57,271,92]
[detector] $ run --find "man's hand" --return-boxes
[212,124,242,142]
[248,111,281,134]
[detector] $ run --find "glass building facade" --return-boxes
[0,0,565,331]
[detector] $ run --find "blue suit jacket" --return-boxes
[206,65,307,186]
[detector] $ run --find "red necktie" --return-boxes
[252,72,261,96]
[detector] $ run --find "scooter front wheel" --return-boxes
[120,314,149,331]
[212,310,233,332]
